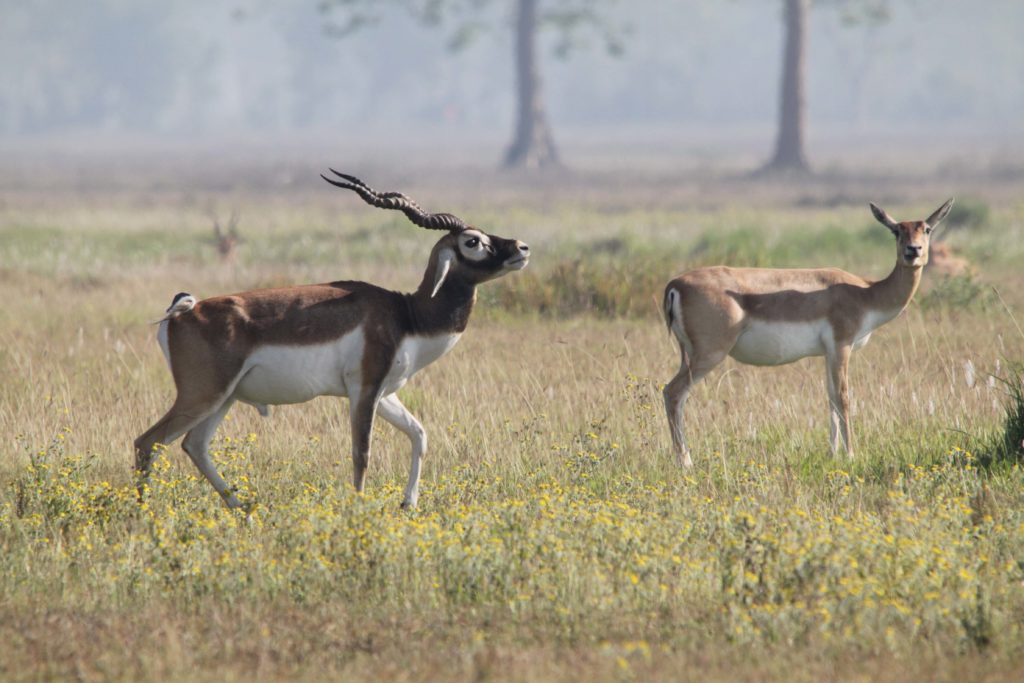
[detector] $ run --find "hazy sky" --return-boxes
[1,1,1021,151]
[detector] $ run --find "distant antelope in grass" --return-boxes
[662,199,954,465]
[210,209,241,263]
[135,171,530,509]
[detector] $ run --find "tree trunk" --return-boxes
[503,0,560,169]
[762,0,810,174]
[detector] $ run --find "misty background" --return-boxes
[1,1,1022,179]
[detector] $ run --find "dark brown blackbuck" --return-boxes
[135,171,530,508]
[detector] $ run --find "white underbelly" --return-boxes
[730,319,827,366]
[233,330,365,405]
[381,333,461,395]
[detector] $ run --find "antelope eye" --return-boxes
[466,237,479,248]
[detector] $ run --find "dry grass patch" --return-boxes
[2,191,1024,680]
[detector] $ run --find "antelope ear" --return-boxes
[870,202,900,235]
[431,247,455,298]
[926,198,954,230]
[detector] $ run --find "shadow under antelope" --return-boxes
[662,198,954,465]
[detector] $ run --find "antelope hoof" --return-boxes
[676,450,694,468]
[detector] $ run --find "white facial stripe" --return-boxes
[458,229,492,262]
[431,247,455,297]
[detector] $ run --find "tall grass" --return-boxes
[2,194,1024,681]
[986,362,1024,466]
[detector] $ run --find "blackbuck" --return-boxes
[662,199,954,465]
[135,171,530,509]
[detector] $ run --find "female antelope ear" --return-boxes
[870,202,900,235]
[431,247,455,298]
[926,198,955,230]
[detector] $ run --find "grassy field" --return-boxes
[2,173,1024,681]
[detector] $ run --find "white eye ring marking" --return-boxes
[459,231,492,262]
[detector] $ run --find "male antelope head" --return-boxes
[320,171,528,302]
[871,198,953,268]
[135,171,529,509]
[662,198,953,466]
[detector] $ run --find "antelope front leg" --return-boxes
[376,393,427,509]
[825,345,854,457]
[348,388,381,493]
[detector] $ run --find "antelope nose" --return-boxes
[516,241,530,254]
[906,245,923,256]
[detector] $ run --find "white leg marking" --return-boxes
[824,346,854,457]
[825,360,842,455]
[377,393,427,508]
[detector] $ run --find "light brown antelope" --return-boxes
[135,171,530,509]
[210,209,241,263]
[662,199,954,465]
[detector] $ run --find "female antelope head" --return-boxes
[871,199,953,268]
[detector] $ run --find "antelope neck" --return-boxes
[867,261,923,313]
[405,279,477,336]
